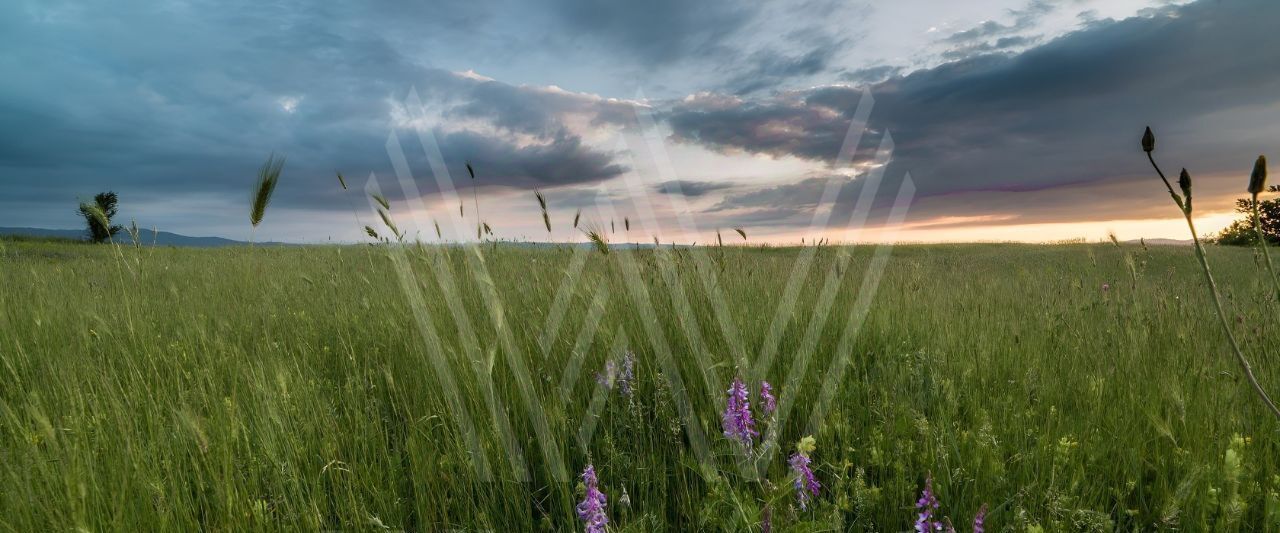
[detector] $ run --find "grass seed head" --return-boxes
[371,193,390,211]
[1179,168,1192,209]
[251,153,285,228]
[1249,155,1267,195]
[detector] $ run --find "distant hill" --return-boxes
[0,227,280,247]
[1123,238,1193,246]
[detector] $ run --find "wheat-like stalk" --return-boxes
[250,153,285,244]
[467,161,482,241]
[583,223,609,255]
[535,190,551,239]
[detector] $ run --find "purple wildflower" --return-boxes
[915,475,944,533]
[789,452,820,509]
[760,380,776,415]
[618,351,635,397]
[1101,283,1111,292]
[721,377,758,446]
[597,352,635,397]
[595,359,617,389]
[973,504,987,533]
[576,464,608,533]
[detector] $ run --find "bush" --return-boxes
[1213,185,1280,245]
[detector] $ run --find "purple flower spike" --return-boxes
[576,464,608,533]
[789,452,820,509]
[973,503,987,533]
[595,359,617,389]
[618,351,635,397]
[721,377,758,447]
[915,475,944,533]
[760,381,776,415]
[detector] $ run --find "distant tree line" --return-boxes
[1215,185,1280,245]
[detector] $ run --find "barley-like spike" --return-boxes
[434,220,442,239]
[336,171,348,191]
[734,227,746,240]
[371,193,390,211]
[466,161,476,180]
[573,209,581,228]
[584,225,609,255]
[624,217,630,232]
[250,153,285,228]
[364,225,379,239]
[535,190,551,233]
[80,202,111,235]
[377,209,399,239]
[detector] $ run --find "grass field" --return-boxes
[2,239,1279,531]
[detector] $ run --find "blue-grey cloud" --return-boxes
[839,65,903,85]
[667,0,1280,227]
[654,180,735,197]
[722,42,840,95]
[941,0,1054,44]
[546,0,752,66]
[0,0,635,234]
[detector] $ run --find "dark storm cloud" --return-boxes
[0,0,632,230]
[710,177,834,212]
[545,0,753,65]
[428,130,626,190]
[432,74,639,138]
[722,42,840,95]
[654,180,734,197]
[667,0,1280,228]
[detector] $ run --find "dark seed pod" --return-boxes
[1249,155,1267,195]
[1141,127,1155,153]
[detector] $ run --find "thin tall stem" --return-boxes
[472,185,482,241]
[1148,155,1280,420]
[1250,195,1280,303]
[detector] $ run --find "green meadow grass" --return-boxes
[1,240,1279,531]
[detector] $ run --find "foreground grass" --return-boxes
[1,241,1279,531]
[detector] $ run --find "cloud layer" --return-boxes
[666,0,1280,228]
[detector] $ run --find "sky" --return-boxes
[3,0,1279,244]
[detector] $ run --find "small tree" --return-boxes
[1214,184,1280,245]
[78,191,123,243]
